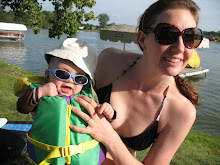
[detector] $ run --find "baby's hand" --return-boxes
[97,102,115,121]
[38,82,58,99]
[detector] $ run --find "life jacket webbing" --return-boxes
[66,105,72,164]
[27,133,99,165]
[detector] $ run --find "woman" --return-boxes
[70,0,203,164]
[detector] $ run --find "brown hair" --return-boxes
[138,0,200,106]
[175,76,199,106]
[138,0,200,32]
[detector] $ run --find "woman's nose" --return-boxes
[171,35,185,53]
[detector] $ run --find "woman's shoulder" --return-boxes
[97,48,141,69]
[94,48,141,89]
[167,89,196,128]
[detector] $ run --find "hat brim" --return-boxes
[45,50,94,86]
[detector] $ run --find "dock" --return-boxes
[179,67,209,78]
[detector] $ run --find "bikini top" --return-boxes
[95,58,170,151]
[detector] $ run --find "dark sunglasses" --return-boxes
[49,69,88,85]
[143,23,203,49]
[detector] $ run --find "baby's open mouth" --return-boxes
[61,86,72,93]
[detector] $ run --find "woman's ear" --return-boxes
[45,70,50,82]
[137,31,146,50]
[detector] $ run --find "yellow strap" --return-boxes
[66,105,72,164]
[27,133,99,163]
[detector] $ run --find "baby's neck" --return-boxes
[57,94,77,105]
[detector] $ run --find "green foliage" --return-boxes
[0,8,14,22]
[0,0,97,39]
[1,0,42,33]
[98,13,109,28]
[108,22,116,26]
[204,31,220,42]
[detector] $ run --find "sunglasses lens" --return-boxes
[75,76,88,85]
[153,23,203,49]
[55,70,70,80]
[183,28,203,48]
[155,24,179,45]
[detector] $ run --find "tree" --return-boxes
[98,13,109,28]
[108,22,116,26]
[0,0,97,39]
[0,7,14,23]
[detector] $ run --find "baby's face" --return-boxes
[48,58,86,96]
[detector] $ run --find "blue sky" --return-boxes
[41,0,220,32]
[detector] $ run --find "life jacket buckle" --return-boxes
[60,143,84,157]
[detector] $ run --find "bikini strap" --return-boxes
[112,57,140,86]
[156,82,171,121]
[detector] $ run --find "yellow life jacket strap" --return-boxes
[27,133,99,165]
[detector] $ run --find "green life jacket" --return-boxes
[14,76,105,165]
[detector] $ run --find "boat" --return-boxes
[0,22,27,41]
[179,49,209,77]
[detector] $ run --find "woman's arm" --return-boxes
[142,100,196,164]
[102,145,137,165]
[94,48,141,89]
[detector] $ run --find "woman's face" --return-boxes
[140,9,197,76]
[47,57,85,96]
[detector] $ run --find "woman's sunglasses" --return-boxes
[143,23,203,49]
[49,69,88,85]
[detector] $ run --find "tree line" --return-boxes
[1,2,219,42]
[0,6,112,33]
[203,31,220,42]
[0,7,99,30]
[0,7,53,30]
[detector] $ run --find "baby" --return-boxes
[16,38,115,165]
[17,38,115,121]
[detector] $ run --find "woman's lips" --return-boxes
[164,57,181,63]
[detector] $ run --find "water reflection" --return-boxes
[0,41,27,68]
[187,76,208,89]
[0,40,25,48]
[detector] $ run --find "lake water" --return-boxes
[0,29,219,137]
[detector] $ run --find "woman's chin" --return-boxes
[163,68,183,77]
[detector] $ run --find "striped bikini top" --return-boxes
[95,58,170,151]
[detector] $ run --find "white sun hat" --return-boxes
[45,38,97,86]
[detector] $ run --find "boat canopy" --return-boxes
[0,22,27,31]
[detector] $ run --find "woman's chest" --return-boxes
[109,90,164,137]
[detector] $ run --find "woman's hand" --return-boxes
[70,95,116,145]
[70,95,143,165]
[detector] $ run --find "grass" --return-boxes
[0,59,220,165]
[0,60,36,121]
[136,131,220,164]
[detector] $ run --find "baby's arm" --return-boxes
[17,82,58,114]
[37,82,58,99]
[97,102,116,121]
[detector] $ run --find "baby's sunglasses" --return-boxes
[143,23,203,49]
[49,69,88,85]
